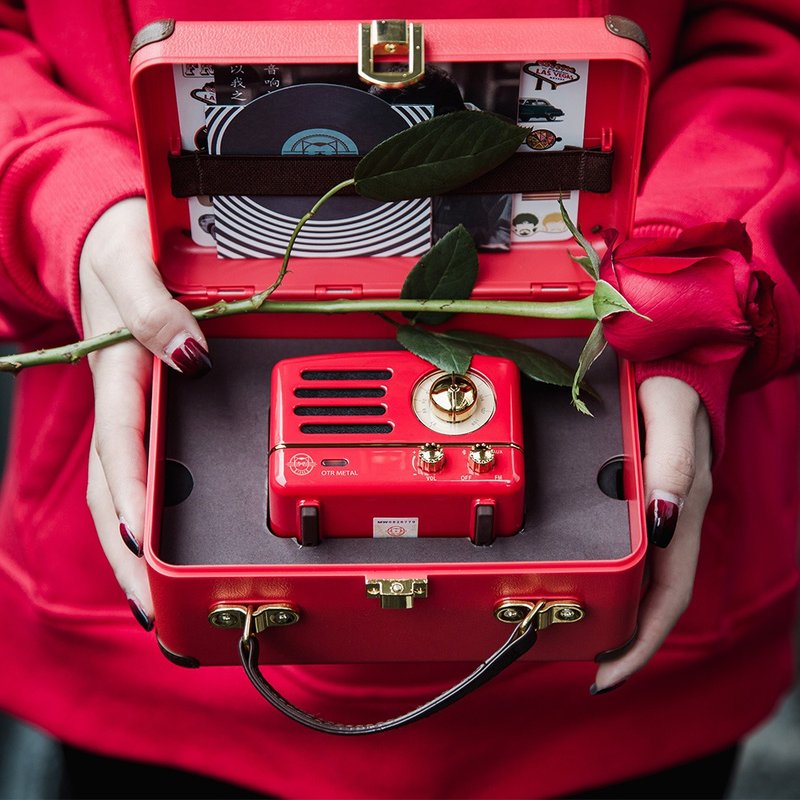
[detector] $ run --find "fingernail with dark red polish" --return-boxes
[647,491,683,548]
[590,679,627,696]
[166,334,211,378]
[119,517,142,558]
[127,595,154,632]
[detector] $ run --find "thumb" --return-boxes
[82,197,212,376]
[638,377,701,547]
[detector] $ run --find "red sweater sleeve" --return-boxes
[627,0,800,456]
[0,3,144,341]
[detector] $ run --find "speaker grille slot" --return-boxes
[300,423,393,434]
[301,369,392,381]
[294,406,385,417]
[295,388,386,398]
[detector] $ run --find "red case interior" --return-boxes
[131,18,648,308]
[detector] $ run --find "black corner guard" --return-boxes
[239,617,538,735]
[130,19,175,61]
[604,16,651,58]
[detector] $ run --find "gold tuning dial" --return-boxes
[468,443,496,473]
[429,374,478,424]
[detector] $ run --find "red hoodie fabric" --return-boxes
[0,1,799,797]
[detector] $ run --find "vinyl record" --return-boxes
[214,83,409,154]
[207,84,433,259]
[210,84,409,220]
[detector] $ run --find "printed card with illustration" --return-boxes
[172,60,589,253]
[173,62,293,247]
[172,63,218,246]
[511,60,589,243]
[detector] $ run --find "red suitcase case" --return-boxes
[131,16,650,731]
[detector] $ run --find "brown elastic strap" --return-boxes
[168,149,613,198]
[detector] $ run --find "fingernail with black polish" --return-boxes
[127,595,154,632]
[166,334,212,378]
[647,491,684,548]
[590,679,627,696]
[119,517,142,558]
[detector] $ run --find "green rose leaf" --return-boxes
[593,279,650,321]
[559,198,600,281]
[400,225,479,325]
[432,329,583,389]
[396,325,473,375]
[571,321,607,415]
[570,254,596,275]
[354,110,528,201]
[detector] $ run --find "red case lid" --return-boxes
[130,18,649,302]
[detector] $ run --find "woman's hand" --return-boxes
[80,197,211,630]
[592,376,713,693]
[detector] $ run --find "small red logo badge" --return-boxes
[287,453,316,476]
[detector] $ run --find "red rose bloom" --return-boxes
[598,220,776,461]
[600,220,774,363]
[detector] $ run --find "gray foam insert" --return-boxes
[159,338,631,566]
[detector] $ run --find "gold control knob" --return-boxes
[429,374,478,424]
[418,442,445,473]
[468,443,496,474]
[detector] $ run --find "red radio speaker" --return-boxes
[268,351,525,545]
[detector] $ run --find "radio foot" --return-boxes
[472,504,495,546]
[299,505,320,547]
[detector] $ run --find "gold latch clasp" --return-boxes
[358,20,425,89]
[366,578,428,609]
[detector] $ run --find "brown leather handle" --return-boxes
[239,615,538,735]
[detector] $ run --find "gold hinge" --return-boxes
[358,20,425,89]
[366,577,428,609]
[494,600,585,630]
[208,604,300,633]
